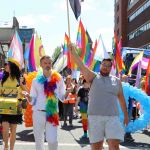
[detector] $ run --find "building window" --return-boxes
[143,43,150,49]
[128,21,150,40]
[128,0,136,6]
[117,4,119,11]
[128,0,150,22]
[115,0,118,4]
[117,16,119,24]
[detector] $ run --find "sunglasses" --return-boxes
[101,63,112,68]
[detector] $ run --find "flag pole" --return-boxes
[66,0,71,38]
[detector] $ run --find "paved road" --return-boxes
[0,118,150,150]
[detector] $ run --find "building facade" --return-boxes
[0,17,34,68]
[114,0,150,49]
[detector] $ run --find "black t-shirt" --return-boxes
[77,87,90,103]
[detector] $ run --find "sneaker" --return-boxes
[124,133,134,142]
[63,123,67,127]
[82,132,88,138]
[69,123,73,127]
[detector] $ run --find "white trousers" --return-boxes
[33,110,58,150]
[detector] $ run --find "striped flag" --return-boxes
[76,19,86,61]
[34,33,45,69]
[145,59,150,95]
[113,32,125,74]
[63,33,72,68]
[28,34,36,72]
[8,31,24,68]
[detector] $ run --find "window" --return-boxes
[117,4,119,11]
[128,0,150,22]
[128,21,150,40]
[115,0,118,4]
[117,16,119,24]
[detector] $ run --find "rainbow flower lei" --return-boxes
[36,70,61,126]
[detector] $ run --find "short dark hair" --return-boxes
[101,58,112,66]
[40,55,52,64]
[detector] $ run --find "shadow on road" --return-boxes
[60,124,82,131]
[142,129,150,137]
[16,129,34,142]
[75,136,90,148]
[121,141,150,149]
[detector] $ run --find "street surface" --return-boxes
[0,118,150,150]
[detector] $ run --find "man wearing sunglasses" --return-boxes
[68,44,128,150]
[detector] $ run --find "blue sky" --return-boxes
[0,0,114,55]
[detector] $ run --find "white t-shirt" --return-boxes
[30,76,66,111]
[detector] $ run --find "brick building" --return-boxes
[114,0,150,49]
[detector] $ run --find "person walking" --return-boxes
[63,75,76,127]
[68,44,129,150]
[0,61,26,150]
[75,79,90,138]
[24,55,66,150]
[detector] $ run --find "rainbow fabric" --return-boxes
[28,34,36,72]
[76,20,86,61]
[80,102,88,131]
[36,70,61,126]
[113,32,125,74]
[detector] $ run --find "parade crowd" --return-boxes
[0,43,149,150]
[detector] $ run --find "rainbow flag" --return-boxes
[113,32,125,74]
[89,40,98,69]
[76,20,86,61]
[63,33,70,55]
[28,34,36,72]
[84,30,91,65]
[8,31,24,68]
[63,33,73,69]
[92,60,101,72]
[145,59,150,95]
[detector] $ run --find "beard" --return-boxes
[100,70,110,77]
[45,66,51,71]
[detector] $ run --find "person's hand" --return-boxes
[22,91,29,98]
[68,43,76,53]
[20,77,25,85]
[22,91,32,102]
[74,107,78,113]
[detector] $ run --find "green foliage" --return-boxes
[51,46,61,64]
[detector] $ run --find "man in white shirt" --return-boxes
[25,55,66,150]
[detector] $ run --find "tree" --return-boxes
[52,46,62,65]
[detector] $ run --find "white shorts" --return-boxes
[88,115,125,144]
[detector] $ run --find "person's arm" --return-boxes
[22,79,37,104]
[56,76,75,102]
[20,77,29,93]
[68,44,96,83]
[118,81,129,126]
